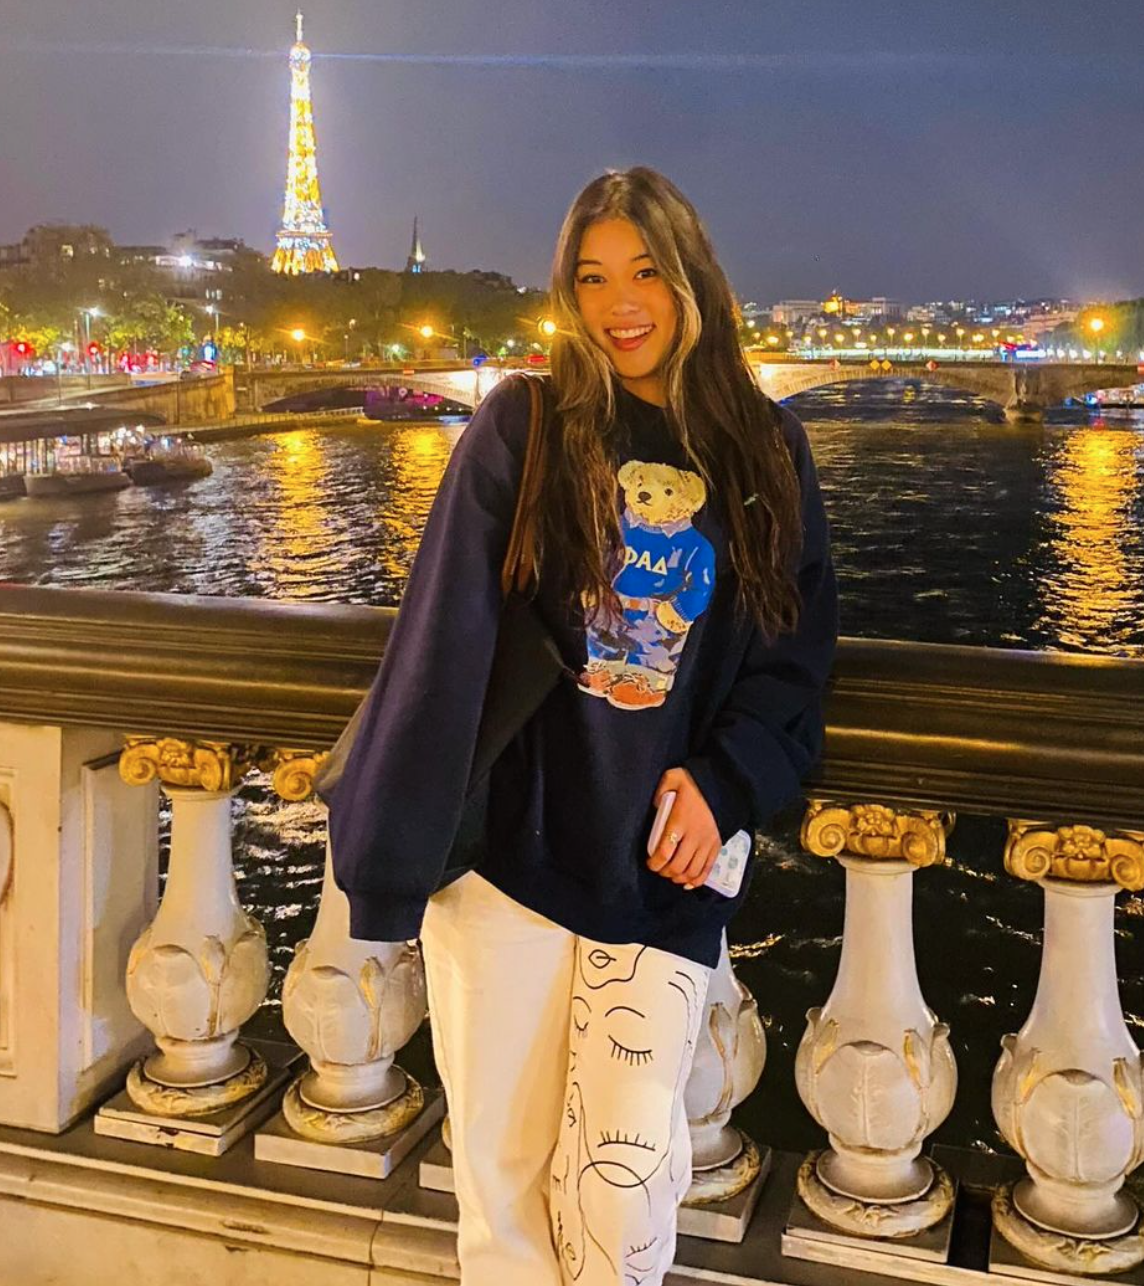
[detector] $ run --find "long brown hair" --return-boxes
[541,166,803,640]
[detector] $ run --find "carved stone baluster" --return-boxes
[116,737,271,1115]
[991,821,1144,1276]
[680,933,769,1240]
[254,750,441,1177]
[794,801,958,1238]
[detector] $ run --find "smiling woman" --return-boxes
[326,166,838,1286]
[573,217,679,404]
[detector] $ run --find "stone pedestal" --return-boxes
[256,1086,445,1180]
[681,932,770,1242]
[94,1038,302,1157]
[278,842,428,1141]
[796,803,958,1241]
[0,723,158,1132]
[992,822,1144,1277]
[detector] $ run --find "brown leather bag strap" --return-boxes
[500,375,546,599]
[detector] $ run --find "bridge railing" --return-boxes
[0,584,1142,1281]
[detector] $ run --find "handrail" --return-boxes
[0,585,1141,827]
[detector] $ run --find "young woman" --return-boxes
[328,168,837,1285]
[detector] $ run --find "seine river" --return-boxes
[3,379,1143,1154]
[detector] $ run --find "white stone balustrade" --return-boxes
[0,722,157,1132]
[991,820,1144,1277]
[683,932,768,1205]
[280,839,427,1142]
[794,802,958,1238]
[118,738,271,1115]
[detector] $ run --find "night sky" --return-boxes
[3,1,1143,303]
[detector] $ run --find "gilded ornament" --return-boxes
[125,1047,268,1118]
[993,1183,1144,1275]
[1005,820,1144,891]
[683,1133,764,1206]
[797,1151,954,1239]
[801,800,954,868]
[281,1070,424,1144]
[119,737,254,792]
[257,748,328,802]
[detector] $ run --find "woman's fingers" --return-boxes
[679,839,721,888]
[647,765,720,887]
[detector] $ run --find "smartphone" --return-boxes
[647,791,751,898]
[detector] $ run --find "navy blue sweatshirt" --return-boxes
[328,378,837,968]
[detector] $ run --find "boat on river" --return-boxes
[25,457,132,497]
[124,434,213,486]
[0,407,169,499]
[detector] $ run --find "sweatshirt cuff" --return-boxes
[684,755,752,843]
[347,890,428,944]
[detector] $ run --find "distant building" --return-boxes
[0,223,113,271]
[771,299,821,325]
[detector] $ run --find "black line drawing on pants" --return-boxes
[550,941,706,1283]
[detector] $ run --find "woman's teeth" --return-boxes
[608,326,653,339]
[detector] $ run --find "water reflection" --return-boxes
[377,423,458,585]
[1037,425,1144,655]
[251,430,335,595]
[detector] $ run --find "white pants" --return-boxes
[421,871,710,1286]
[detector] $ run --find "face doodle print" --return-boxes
[579,460,717,712]
[549,940,708,1284]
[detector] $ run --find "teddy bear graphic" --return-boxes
[579,460,716,711]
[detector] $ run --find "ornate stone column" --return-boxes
[115,737,271,1115]
[254,750,441,1178]
[683,934,768,1203]
[794,802,957,1238]
[992,821,1144,1276]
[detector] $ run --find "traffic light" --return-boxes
[87,342,102,358]
[13,341,28,357]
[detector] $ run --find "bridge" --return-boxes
[238,358,1140,423]
[4,359,1138,427]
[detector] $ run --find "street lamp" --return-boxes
[290,327,306,365]
[80,307,102,381]
[539,318,558,339]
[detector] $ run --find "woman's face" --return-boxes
[573,216,678,406]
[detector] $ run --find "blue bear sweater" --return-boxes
[328,379,838,967]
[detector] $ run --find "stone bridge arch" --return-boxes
[239,367,507,413]
[754,360,1138,422]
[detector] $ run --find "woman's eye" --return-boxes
[636,267,659,279]
[577,274,604,286]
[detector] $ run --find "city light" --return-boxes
[291,327,306,342]
[539,318,558,337]
[1088,317,1106,335]
[419,324,435,340]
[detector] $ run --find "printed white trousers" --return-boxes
[421,871,711,1286]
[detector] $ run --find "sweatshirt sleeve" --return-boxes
[684,407,838,839]
[326,378,528,941]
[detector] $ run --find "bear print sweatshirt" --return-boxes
[327,378,838,968]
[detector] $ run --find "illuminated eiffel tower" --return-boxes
[271,12,339,275]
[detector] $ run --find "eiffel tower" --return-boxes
[271,12,339,275]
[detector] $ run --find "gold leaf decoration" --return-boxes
[119,737,254,791]
[1006,820,1144,891]
[256,748,329,801]
[801,800,954,868]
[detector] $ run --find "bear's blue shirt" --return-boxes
[326,378,838,969]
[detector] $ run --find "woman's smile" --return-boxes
[606,323,656,352]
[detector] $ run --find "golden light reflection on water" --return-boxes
[253,430,333,593]
[1039,426,1144,654]
[377,423,458,584]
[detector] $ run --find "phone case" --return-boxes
[647,793,751,898]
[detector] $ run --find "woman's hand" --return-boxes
[647,766,722,889]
